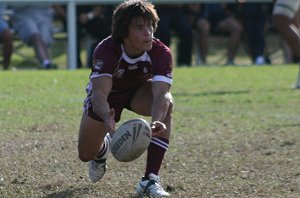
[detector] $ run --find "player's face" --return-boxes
[123,17,153,57]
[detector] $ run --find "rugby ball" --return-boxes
[111,118,152,162]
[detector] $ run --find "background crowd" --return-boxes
[0,1,298,70]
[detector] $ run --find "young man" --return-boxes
[78,0,173,197]
[273,0,300,88]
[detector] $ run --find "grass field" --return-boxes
[0,65,299,198]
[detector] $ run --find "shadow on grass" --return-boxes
[41,186,103,198]
[173,86,295,97]
[42,188,78,198]
[173,90,250,97]
[42,187,138,198]
[273,123,300,128]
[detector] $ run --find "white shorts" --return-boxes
[13,8,54,46]
[273,0,300,19]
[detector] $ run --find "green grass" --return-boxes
[0,65,300,197]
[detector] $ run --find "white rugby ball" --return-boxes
[111,118,152,162]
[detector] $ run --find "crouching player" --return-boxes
[77,0,173,197]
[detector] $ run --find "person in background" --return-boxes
[78,0,173,197]
[185,3,208,65]
[238,2,269,65]
[279,6,300,64]
[155,4,193,66]
[273,0,300,88]
[76,5,113,68]
[193,3,242,65]
[0,5,13,70]
[11,5,63,69]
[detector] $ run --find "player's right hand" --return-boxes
[150,121,167,138]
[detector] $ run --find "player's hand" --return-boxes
[150,121,167,137]
[104,108,115,135]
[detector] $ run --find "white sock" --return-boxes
[43,59,50,66]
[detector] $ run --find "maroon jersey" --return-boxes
[83,36,173,121]
[87,36,173,92]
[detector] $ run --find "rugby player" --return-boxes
[77,0,173,197]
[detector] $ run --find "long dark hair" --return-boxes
[112,0,159,44]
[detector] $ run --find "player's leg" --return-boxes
[273,0,300,88]
[273,0,300,51]
[78,113,107,161]
[130,82,172,197]
[37,18,57,69]
[130,81,173,138]
[1,28,13,70]
[273,14,300,59]
[218,16,242,65]
[78,113,111,182]
[129,81,152,116]
[14,18,50,68]
[170,9,193,66]
[296,70,300,88]
[195,18,210,64]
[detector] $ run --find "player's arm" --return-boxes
[151,81,172,135]
[91,76,115,133]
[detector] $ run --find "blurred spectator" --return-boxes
[155,4,193,66]
[281,39,294,64]
[273,0,300,88]
[11,5,63,69]
[185,3,207,65]
[280,7,300,64]
[193,3,242,65]
[76,5,113,68]
[53,5,67,33]
[0,5,13,70]
[238,3,269,65]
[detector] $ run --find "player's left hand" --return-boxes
[150,121,167,137]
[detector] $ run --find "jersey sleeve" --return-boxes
[150,40,173,85]
[90,38,120,79]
